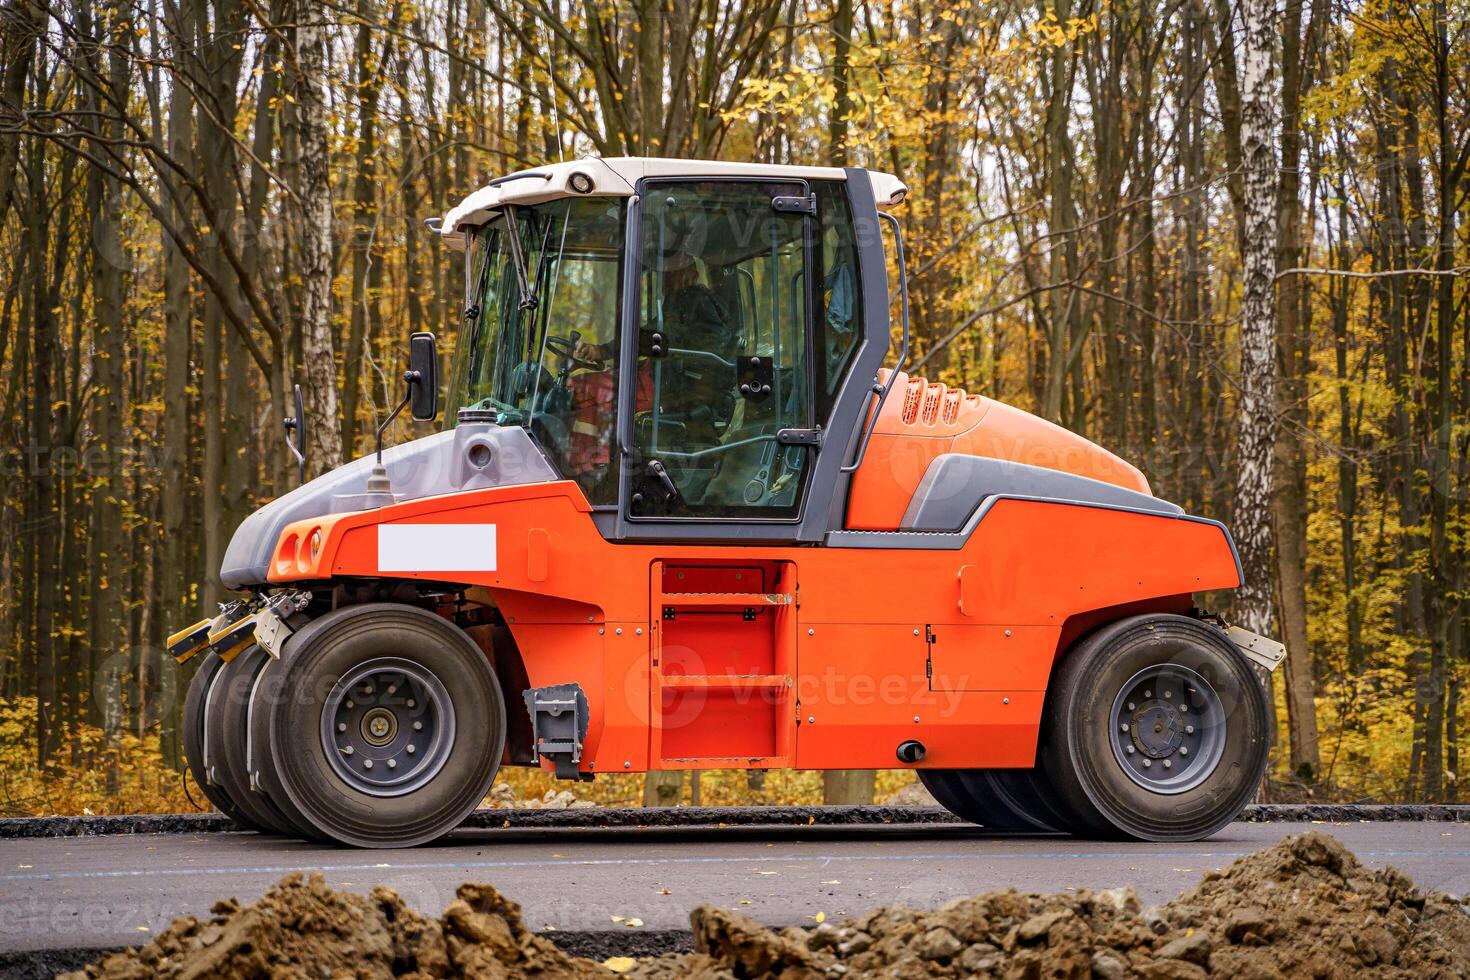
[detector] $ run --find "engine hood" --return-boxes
[220,422,557,589]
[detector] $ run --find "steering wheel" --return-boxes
[545,333,602,370]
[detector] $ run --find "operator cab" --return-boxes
[441,158,908,540]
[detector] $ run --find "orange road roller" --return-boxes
[171,158,1285,848]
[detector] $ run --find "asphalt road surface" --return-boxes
[3,820,1470,956]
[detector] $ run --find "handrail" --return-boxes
[840,211,910,474]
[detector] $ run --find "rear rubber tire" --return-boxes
[1040,614,1270,841]
[206,646,297,836]
[918,770,1056,832]
[267,603,506,848]
[182,652,248,825]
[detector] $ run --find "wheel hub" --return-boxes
[1109,664,1225,795]
[320,657,455,797]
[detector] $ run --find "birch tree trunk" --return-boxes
[1231,0,1280,640]
[293,1,342,477]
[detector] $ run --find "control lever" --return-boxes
[646,459,682,506]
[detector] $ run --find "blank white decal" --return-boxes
[378,524,497,572]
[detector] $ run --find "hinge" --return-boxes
[777,426,822,447]
[771,193,817,215]
[925,626,937,644]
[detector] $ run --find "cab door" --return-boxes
[620,178,819,524]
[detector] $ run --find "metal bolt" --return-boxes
[636,628,643,635]
[616,628,623,635]
[1120,723,1129,732]
[407,699,416,708]
[343,746,354,756]
[1126,745,1135,754]
[406,744,416,755]
[346,699,355,709]
[1144,689,1152,698]
[1127,702,1136,711]
[1142,759,1152,768]
[810,629,816,636]
[1004,629,1012,637]
[807,716,816,724]
[1162,759,1171,769]
[624,761,631,769]
[388,685,397,695]
[1002,697,1010,705]
[599,628,605,635]
[912,629,919,636]
[1180,704,1188,712]
[363,759,373,769]
[387,759,397,769]
[1163,690,1172,699]
[413,721,423,731]
[1179,746,1189,756]
[588,616,595,622]
[364,685,374,695]
[338,722,347,733]
[913,716,921,724]
[1185,725,1195,735]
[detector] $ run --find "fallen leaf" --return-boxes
[755,870,777,875]
[624,917,644,928]
[603,956,637,973]
[822,880,840,885]
[610,915,625,923]
[657,888,672,895]
[814,912,826,923]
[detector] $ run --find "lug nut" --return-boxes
[1144,689,1152,698]
[387,759,397,769]
[338,722,347,732]
[1185,725,1195,735]
[1162,759,1172,769]
[346,699,355,709]
[407,699,416,708]
[412,721,423,731]
[1179,746,1189,756]
[406,745,416,754]
[1126,746,1135,755]
[364,759,373,769]
[343,746,354,756]
[1120,723,1129,732]
[1163,690,1172,699]
[388,685,397,695]
[1142,759,1152,768]
[1127,702,1136,711]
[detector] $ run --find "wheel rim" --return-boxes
[1108,663,1226,795]
[320,657,455,797]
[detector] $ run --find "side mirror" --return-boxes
[409,332,439,422]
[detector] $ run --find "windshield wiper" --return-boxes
[501,204,538,312]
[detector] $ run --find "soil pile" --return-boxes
[63,832,1470,979]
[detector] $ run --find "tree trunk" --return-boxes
[1231,0,1281,641]
[293,0,343,478]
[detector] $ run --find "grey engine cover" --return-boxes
[220,423,557,589]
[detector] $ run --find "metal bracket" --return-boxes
[523,683,590,780]
[1225,626,1286,673]
[253,590,311,660]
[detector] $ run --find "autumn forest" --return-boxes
[0,0,1467,813]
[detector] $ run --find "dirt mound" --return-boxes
[63,832,1469,979]
[62,872,603,979]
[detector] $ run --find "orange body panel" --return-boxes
[268,480,1239,775]
[844,371,1152,530]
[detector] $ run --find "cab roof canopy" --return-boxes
[438,157,909,249]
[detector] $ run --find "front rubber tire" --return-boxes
[1040,614,1270,841]
[183,652,248,825]
[206,646,297,836]
[266,603,506,848]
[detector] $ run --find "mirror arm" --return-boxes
[376,370,420,465]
